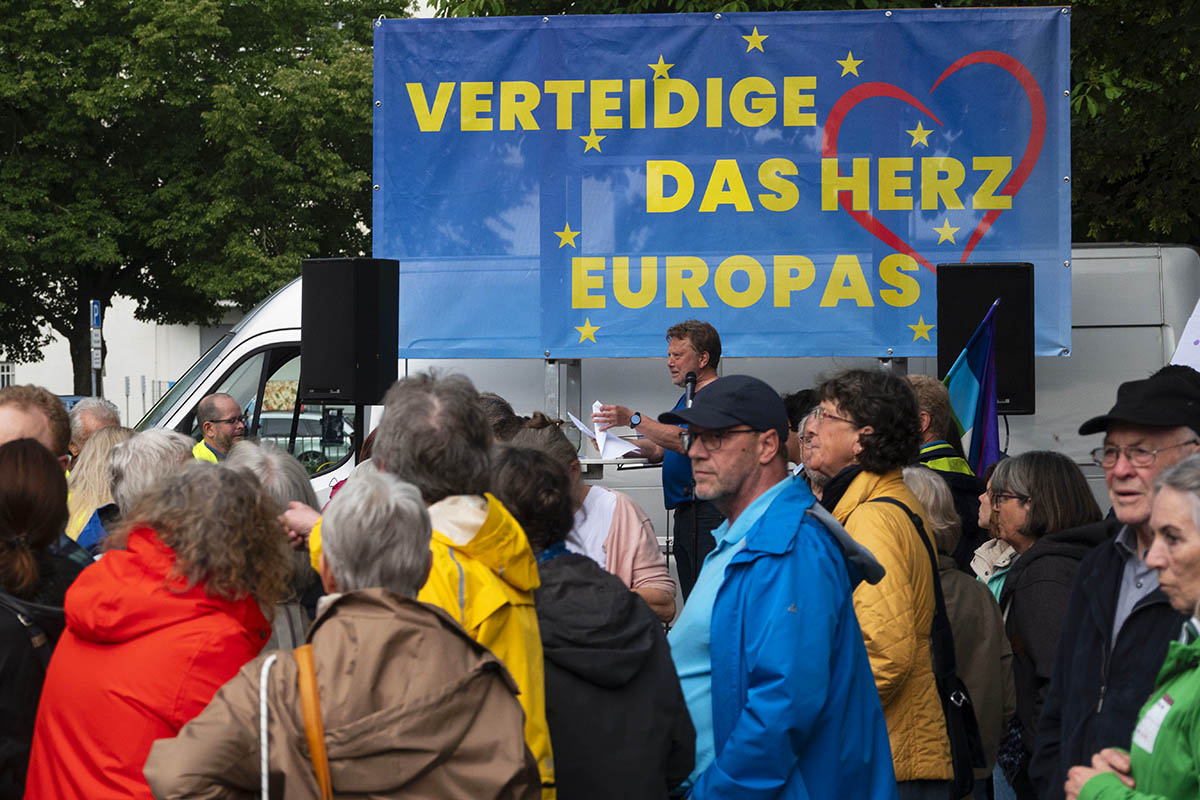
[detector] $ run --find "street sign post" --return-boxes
[89,299,101,396]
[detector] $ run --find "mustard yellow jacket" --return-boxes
[832,469,952,782]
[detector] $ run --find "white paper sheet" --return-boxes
[1172,297,1200,370]
[568,401,640,459]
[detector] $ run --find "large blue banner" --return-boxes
[374,8,1070,358]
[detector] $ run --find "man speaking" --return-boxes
[594,320,722,598]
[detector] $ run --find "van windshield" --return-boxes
[136,333,234,431]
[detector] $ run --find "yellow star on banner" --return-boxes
[555,222,580,248]
[837,51,863,77]
[575,318,600,343]
[648,55,673,79]
[907,121,932,147]
[933,218,960,244]
[743,27,768,52]
[580,129,605,153]
[908,316,935,342]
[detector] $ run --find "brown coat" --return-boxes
[143,589,539,800]
[939,553,1016,779]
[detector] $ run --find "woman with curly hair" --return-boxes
[807,368,952,798]
[24,462,292,800]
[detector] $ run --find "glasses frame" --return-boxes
[680,426,758,452]
[210,413,248,427]
[813,406,857,427]
[1090,440,1200,469]
[989,491,1028,504]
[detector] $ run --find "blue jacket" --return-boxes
[693,477,897,800]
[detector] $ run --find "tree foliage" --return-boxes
[429,0,1200,247]
[0,0,411,392]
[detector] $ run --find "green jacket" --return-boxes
[1080,628,1200,800]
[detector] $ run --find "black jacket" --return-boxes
[0,552,84,800]
[1029,518,1185,799]
[0,593,66,800]
[534,553,694,799]
[999,522,1109,760]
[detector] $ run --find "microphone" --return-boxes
[684,372,697,408]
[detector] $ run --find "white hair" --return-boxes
[109,429,194,511]
[226,440,319,509]
[321,470,431,597]
[69,397,121,444]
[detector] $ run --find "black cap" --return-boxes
[1079,366,1200,435]
[659,375,788,443]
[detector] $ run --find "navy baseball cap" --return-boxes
[659,375,788,443]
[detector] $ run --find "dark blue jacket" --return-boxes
[1029,518,1184,798]
[693,476,897,800]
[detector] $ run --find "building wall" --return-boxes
[3,296,237,426]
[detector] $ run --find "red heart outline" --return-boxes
[821,51,1047,273]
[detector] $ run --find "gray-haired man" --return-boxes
[68,397,120,461]
[1031,366,1200,797]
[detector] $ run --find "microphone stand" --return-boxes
[684,371,698,595]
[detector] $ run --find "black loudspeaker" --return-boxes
[300,258,399,404]
[936,262,1036,416]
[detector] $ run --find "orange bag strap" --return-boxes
[295,643,333,800]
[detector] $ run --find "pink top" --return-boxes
[570,486,675,597]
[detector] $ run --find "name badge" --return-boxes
[1133,694,1174,754]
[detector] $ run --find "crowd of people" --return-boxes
[3,321,1200,800]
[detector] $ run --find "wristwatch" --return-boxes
[629,412,642,428]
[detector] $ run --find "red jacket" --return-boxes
[24,528,271,800]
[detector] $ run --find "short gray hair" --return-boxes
[110,429,194,511]
[373,372,491,504]
[902,465,962,555]
[226,440,318,509]
[69,397,121,444]
[321,470,431,597]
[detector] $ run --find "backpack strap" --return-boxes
[867,496,959,678]
[0,592,55,671]
[295,643,333,800]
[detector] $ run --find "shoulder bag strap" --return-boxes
[867,496,958,677]
[0,592,54,670]
[295,643,334,800]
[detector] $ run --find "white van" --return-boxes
[139,243,1200,519]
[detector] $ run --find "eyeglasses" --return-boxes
[989,491,1027,504]
[210,413,248,427]
[1091,440,1200,468]
[681,427,758,451]
[812,406,857,427]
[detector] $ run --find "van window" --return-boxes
[138,334,234,430]
[253,355,357,475]
[177,347,357,476]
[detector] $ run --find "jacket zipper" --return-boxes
[1097,592,1169,717]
